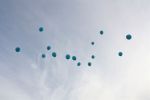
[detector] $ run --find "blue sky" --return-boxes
[0,0,150,100]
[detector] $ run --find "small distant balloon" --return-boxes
[52,52,57,57]
[100,30,104,35]
[47,46,51,51]
[88,62,92,66]
[118,52,123,56]
[91,55,95,59]
[126,34,132,40]
[77,62,81,66]
[15,47,21,52]
[66,54,71,60]
[39,27,44,32]
[91,41,95,45]
[72,56,77,61]
[42,54,46,58]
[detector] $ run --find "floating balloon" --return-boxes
[52,52,57,57]
[126,34,132,40]
[100,30,104,35]
[91,55,95,59]
[88,62,92,66]
[47,46,51,51]
[39,27,44,32]
[77,62,81,66]
[91,41,95,45]
[66,54,70,60]
[42,54,46,58]
[15,47,21,52]
[72,56,77,61]
[118,52,123,56]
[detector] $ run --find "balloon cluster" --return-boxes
[15,27,132,67]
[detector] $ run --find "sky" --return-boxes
[0,0,150,100]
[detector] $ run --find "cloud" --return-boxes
[0,0,150,100]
